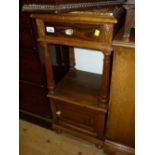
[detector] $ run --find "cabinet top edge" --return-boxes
[30,6,125,24]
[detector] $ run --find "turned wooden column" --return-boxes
[42,43,55,93]
[35,18,55,93]
[101,52,112,104]
[69,47,75,71]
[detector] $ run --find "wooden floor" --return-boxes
[19,119,104,155]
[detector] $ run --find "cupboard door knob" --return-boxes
[56,110,61,116]
[64,29,74,36]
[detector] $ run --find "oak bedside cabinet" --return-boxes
[31,6,125,147]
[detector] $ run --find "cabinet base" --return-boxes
[53,124,104,147]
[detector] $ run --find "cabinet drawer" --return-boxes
[44,22,113,45]
[51,98,106,138]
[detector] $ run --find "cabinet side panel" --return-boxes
[105,46,135,147]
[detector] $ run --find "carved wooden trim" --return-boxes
[23,1,125,13]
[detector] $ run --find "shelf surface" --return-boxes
[48,70,106,111]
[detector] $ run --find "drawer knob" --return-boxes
[94,29,100,37]
[56,110,61,116]
[64,29,74,36]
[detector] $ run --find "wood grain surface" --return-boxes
[105,46,135,148]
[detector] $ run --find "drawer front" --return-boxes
[44,22,113,45]
[51,98,105,138]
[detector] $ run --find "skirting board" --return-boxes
[104,139,135,155]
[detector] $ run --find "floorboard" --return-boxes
[20,119,104,155]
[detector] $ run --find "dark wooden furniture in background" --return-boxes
[19,0,69,128]
[123,0,135,39]
[22,0,126,13]
[104,27,135,155]
[31,7,125,147]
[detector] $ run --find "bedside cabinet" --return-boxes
[31,6,125,147]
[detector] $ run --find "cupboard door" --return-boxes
[51,98,105,139]
[19,49,44,85]
[19,13,36,48]
[19,82,51,119]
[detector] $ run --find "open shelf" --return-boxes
[48,69,107,111]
